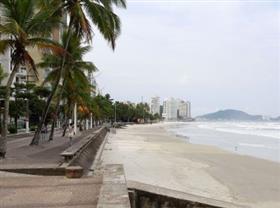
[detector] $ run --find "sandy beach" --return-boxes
[101,123,280,208]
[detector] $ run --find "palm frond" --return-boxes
[84,1,121,49]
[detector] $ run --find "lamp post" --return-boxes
[114,102,117,124]
[73,102,77,134]
[141,96,144,123]
[25,98,29,133]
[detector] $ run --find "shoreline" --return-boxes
[101,123,280,208]
[164,121,280,163]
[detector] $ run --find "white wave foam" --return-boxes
[197,122,280,139]
[238,143,279,150]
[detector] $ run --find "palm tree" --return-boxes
[0,64,7,84]
[0,0,62,158]
[39,32,97,140]
[32,0,126,145]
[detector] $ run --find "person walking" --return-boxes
[68,123,74,146]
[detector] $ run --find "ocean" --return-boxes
[167,121,280,163]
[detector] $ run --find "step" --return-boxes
[97,164,131,208]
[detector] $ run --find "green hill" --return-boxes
[196,109,263,121]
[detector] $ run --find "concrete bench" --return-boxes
[60,135,92,162]
[60,128,104,163]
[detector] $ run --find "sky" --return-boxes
[85,0,280,117]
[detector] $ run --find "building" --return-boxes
[88,72,98,97]
[162,98,179,120]
[186,101,191,118]
[178,100,192,120]
[0,9,66,133]
[0,9,65,87]
[0,8,12,85]
[178,100,188,119]
[150,96,160,115]
[0,48,11,85]
[162,98,192,121]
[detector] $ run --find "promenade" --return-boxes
[0,127,105,208]
[0,128,97,168]
[0,127,132,208]
[0,174,103,208]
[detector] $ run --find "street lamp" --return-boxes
[114,102,117,124]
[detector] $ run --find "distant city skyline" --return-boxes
[86,1,279,117]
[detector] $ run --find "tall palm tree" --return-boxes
[0,0,62,158]
[39,32,97,140]
[32,0,126,144]
[0,64,7,84]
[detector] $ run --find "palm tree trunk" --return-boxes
[62,118,68,137]
[62,102,73,137]
[30,75,60,145]
[48,78,67,141]
[15,116,18,132]
[48,117,56,141]
[30,27,73,145]
[0,64,18,158]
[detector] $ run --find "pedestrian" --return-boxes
[68,123,74,146]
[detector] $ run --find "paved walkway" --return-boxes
[0,128,99,167]
[0,127,129,208]
[0,174,102,208]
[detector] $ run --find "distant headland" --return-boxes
[196,109,280,121]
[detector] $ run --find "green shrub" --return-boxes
[8,125,17,134]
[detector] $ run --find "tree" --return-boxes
[0,64,7,85]
[37,32,97,140]
[32,0,126,144]
[92,94,114,122]
[0,0,61,157]
[9,83,27,132]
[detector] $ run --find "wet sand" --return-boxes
[101,123,280,208]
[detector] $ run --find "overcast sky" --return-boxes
[85,0,279,117]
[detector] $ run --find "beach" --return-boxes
[101,123,280,208]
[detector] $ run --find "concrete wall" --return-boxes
[70,127,108,174]
[128,181,247,208]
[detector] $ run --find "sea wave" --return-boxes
[238,143,279,150]
[197,122,280,139]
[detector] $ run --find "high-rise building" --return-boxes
[88,72,98,97]
[0,10,65,86]
[178,100,188,119]
[162,98,179,120]
[162,98,192,121]
[178,100,192,120]
[150,96,160,115]
[186,101,191,118]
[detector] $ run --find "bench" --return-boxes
[60,134,93,162]
[60,128,104,163]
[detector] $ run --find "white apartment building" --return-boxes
[178,100,192,119]
[150,96,160,115]
[186,101,191,118]
[178,100,188,119]
[88,72,98,97]
[162,98,179,120]
[162,98,192,121]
